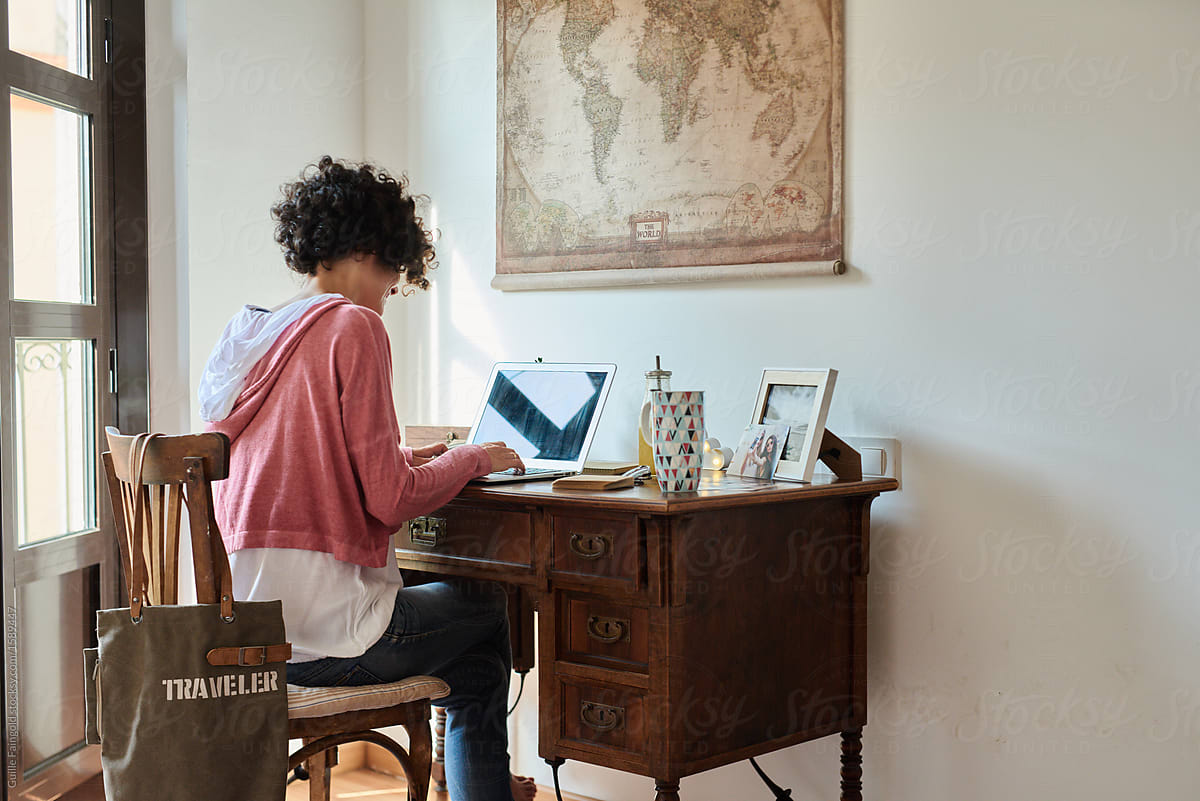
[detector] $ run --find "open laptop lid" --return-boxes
[467,362,616,471]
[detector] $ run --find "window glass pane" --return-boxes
[10,92,92,304]
[15,339,96,546]
[7,0,88,76]
[18,567,94,775]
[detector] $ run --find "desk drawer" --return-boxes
[559,592,649,673]
[558,679,647,760]
[551,513,642,590]
[399,504,533,569]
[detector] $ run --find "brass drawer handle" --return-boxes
[586,615,630,644]
[580,701,624,733]
[569,532,612,560]
[409,516,445,548]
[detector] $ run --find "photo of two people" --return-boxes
[728,423,790,480]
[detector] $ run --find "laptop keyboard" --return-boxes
[492,466,561,476]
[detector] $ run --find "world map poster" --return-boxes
[496,0,844,289]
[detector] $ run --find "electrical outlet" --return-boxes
[815,436,901,487]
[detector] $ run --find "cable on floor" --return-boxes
[749,757,793,799]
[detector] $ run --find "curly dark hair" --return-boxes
[271,156,435,291]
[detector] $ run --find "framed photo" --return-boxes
[727,423,791,481]
[750,369,838,483]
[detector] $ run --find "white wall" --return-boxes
[146,0,188,434]
[183,0,367,432]
[371,1,1200,799]
[158,0,1200,798]
[364,0,419,419]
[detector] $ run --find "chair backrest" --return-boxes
[102,427,234,616]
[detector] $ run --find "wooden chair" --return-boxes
[102,427,448,801]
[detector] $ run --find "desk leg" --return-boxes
[654,779,680,801]
[432,707,447,792]
[840,728,863,801]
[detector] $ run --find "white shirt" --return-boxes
[229,548,403,663]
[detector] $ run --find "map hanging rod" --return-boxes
[492,260,847,292]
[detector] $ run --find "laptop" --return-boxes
[466,362,616,484]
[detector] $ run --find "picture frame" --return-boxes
[750,369,838,483]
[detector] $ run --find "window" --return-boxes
[1,1,148,797]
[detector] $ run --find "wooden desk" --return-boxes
[395,470,898,801]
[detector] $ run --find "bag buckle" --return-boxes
[237,646,266,667]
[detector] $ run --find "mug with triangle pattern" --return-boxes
[651,390,705,492]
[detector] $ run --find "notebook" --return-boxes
[467,362,616,484]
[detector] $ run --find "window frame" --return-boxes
[0,0,148,796]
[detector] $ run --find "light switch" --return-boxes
[861,447,885,476]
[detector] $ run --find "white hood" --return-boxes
[197,293,343,422]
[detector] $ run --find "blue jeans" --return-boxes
[287,578,514,801]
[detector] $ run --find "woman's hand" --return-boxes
[480,442,526,474]
[411,443,448,460]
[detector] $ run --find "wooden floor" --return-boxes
[60,764,591,800]
[285,768,591,801]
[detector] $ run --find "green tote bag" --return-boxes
[85,433,291,801]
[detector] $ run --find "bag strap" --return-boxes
[210,501,236,623]
[126,432,162,622]
[206,644,292,667]
[182,454,236,622]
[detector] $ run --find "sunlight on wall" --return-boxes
[446,243,506,426]
[418,197,508,427]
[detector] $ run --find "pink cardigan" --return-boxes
[207,297,491,568]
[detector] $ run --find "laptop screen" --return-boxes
[471,368,609,462]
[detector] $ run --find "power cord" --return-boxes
[538,752,789,800]
[749,757,793,800]
[546,757,565,801]
[507,672,527,716]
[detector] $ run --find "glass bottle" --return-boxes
[638,356,672,476]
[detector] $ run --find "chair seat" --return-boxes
[286,676,450,720]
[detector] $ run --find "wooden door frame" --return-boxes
[110,0,148,437]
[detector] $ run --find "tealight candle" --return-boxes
[703,438,733,470]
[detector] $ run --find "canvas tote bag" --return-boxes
[85,433,291,801]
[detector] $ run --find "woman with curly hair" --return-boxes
[199,156,535,801]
